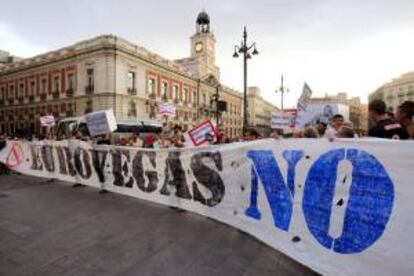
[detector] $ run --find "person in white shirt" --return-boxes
[324,114,345,140]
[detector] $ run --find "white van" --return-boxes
[56,116,162,143]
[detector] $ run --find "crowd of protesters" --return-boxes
[0,99,412,152]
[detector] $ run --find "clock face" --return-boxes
[195,42,203,53]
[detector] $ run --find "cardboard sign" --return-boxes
[188,120,217,146]
[158,103,176,117]
[85,109,117,137]
[40,115,55,127]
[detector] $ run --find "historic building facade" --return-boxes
[369,71,414,113]
[0,11,244,137]
[247,87,279,136]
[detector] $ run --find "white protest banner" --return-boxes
[295,83,313,128]
[271,112,296,129]
[40,115,56,127]
[85,109,117,137]
[1,138,414,276]
[188,119,217,146]
[158,103,176,117]
[296,103,350,129]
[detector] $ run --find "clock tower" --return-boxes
[176,10,220,80]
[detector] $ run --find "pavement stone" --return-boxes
[0,174,319,276]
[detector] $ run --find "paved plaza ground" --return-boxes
[0,174,318,276]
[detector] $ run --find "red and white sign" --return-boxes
[6,142,23,168]
[158,103,176,117]
[40,115,56,127]
[188,120,217,146]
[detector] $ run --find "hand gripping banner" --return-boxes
[0,138,413,275]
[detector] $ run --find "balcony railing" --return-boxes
[40,93,47,101]
[127,87,137,95]
[53,92,60,100]
[85,85,94,95]
[66,88,74,98]
[29,95,35,103]
[18,97,24,104]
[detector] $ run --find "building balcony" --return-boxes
[127,87,137,95]
[18,97,24,104]
[53,92,60,100]
[85,85,94,95]
[40,93,47,101]
[128,110,137,117]
[66,88,74,98]
[29,95,35,103]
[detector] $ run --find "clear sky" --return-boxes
[1,0,414,108]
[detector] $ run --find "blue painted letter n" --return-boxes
[245,150,303,231]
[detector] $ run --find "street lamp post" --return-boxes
[275,75,289,112]
[233,26,259,135]
[213,84,221,126]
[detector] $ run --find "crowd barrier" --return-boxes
[1,138,413,275]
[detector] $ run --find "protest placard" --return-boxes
[188,120,217,146]
[40,115,56,127]
[271,112,295,129]
[85,109,117,137]
[158,103,176,117]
